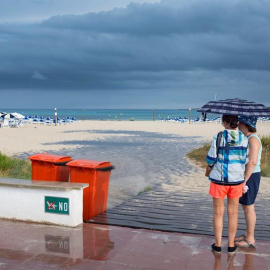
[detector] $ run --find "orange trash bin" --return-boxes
[83,224,114,260]
[29,153,72,182]
[67,159,115,221]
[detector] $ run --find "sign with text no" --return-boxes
[45,235,70,254]
[45,196,69,215]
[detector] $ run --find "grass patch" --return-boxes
[260,136,270,177]
[0,152,31,179]
[186,143,211,169]
[186,136,270,177]
[137,185,153,195]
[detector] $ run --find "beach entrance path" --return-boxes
[89,185,270,241]
[59,129,203,209]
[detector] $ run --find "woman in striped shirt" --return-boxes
[206,115,249,254]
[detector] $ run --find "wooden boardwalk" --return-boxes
[89,186,270,240]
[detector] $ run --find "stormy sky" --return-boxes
[0,0,270,109]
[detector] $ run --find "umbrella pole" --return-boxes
[55,108,57,126]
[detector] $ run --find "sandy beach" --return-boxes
[1,120,270,207]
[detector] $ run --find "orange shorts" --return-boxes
[209,182,243,199]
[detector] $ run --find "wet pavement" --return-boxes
[0,219,269,270]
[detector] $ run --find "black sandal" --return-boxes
[234,234,246,242]
[228,246,238,254]
[212,243,221,253]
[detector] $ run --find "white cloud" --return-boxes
[31,71,47,80]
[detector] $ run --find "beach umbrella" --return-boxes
[2,113,15,119]
[197,98,270,117]
[0,112,7,118]
[10,112,25,119]
[2,112,25,119]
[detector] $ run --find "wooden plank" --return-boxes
[90,189,270,240]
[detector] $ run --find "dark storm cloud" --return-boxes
[0,0,160,23]
[42,0,270,38]
[1,0,270,101]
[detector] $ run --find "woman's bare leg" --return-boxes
[236,204,256,246]
[213,198,224,246]
[227,198,239,247]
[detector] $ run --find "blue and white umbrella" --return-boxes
[2,113,15,119]
[0,112,7,118]
[10,112,25,119]
[198,98,270,117]
[2,112,25,119]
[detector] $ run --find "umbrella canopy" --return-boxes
[2,113,14,119]
[2,112,25,119]
[10,112,25,119]
[198,98,270,117]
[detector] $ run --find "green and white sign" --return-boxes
[45,196,69,215]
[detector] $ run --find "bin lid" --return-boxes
[67,159,112,169]
[28,153,72,163]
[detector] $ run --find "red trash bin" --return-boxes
[29,153,72,182]
[67,159,115,221]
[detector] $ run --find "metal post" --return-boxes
[189,108,191,124]
[153,109,155,121]
[82,109,84,121]
[55,108,57,126]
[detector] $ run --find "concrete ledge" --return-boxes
[0,178,87,190]
[0,178,88,227]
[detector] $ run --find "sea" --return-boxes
[1,108,214,121]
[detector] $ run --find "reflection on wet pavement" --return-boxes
[0,220,269,270]
[211,248,261,270]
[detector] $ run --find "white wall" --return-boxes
[0,184,86,227]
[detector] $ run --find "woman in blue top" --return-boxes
[235,116,262,248]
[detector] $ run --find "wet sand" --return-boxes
[1,120,270,207]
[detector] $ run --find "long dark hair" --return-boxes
[242,123,257,133]
[222,115,238,129]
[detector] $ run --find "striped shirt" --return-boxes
[206,130,249,185]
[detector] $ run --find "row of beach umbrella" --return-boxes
[2,99,270,120]
[1,112,76,124]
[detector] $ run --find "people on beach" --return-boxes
[234,116,262,248]
[201,112,207,121]
[206,115,249,254]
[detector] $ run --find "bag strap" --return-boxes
[208,131,223,170]
[216,131,223,157]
